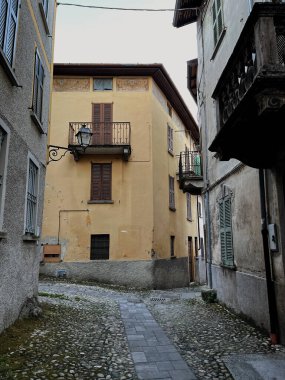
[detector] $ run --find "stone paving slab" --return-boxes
[223,353,285,380]
[120,301,197,380]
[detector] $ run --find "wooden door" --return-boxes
[92,103,113,145]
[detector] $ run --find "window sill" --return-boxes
[170,255,177,260]
[169,207,176,212]
[0,231,7,240]
[88,200,114,204]
[220,263,236,270]
[22,234,39,242]
[30,112,45,134]
[211,28,227,61]
[168,150,174,156]
[0,47,20,87]
[39,2,51,35]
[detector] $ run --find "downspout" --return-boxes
[258,169,279,344]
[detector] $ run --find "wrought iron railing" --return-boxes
[69,122,131,146]
[178,151,203,181]
[213,4,285,128]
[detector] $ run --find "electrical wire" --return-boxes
[57,2,199,12]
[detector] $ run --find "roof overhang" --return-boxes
[53,63,199,142]
[173,0,203,27]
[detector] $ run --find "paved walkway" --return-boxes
[120,300,196,380]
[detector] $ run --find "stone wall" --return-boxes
[39,258,189,289]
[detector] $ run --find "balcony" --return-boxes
[69,122,131,160]
[210,3,285,169]
[178,151,203,195]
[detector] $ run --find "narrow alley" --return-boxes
[0,279,284,380]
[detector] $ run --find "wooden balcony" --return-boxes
[69,122,131,161]
[210,3,285,168]
[178,151,204,195]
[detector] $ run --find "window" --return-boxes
[42,0,48,18]
[219,195,234,267]
[0,125,8,229]
[167,125,173,154]
[186,193,192,221]
[90,234,110,260]
[169,176,175,211]
[91,163,112,201]
[170,236,175,258]
[93,78,113,91]
[167,102,172,117]
[32,49,45,127]
[25,158,39,235]
[212,0,224,47]
[0,0,20,66]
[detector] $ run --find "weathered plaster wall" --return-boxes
[39,257,189,289]
[0,0,56,333]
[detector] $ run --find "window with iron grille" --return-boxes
[93,78,113,91]
[212,0,224,47]
[0,0,20,66]
[25,159,39,234]
[169,175,175,211]
[90,234,110,260]
[32,49,45,124]
[170,236,175,257]
[167,125,173,154]
[91,163,112,201]
[219,195,234,267]
[186,192,192,221]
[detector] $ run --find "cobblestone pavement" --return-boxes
[0,279,284,380]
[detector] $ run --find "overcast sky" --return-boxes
[54,0,198,117]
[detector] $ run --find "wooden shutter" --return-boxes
[33,50,44,121]
[187,192,192,220]
[4,0,19,65]
[169,176,175,210]
[219,196,233,266]
[0,0,8,49]
[91,163,111,201]
[167,125,173,153]
[92,103,113,145]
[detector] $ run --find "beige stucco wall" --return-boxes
[42,76,198,262]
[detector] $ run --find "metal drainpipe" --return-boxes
[258,169,279,344]
[199,15,213,289]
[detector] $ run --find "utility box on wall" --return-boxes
[43,244,61,263]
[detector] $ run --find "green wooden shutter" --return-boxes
[219,196,234,266]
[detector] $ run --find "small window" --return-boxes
[91,163,112,201]
[212,0,224,47]
[170,236,175,258]
[90,234,110,260]
[219,195,234,267]
[167,102,172,117]
[93,78,113,91]
[25,158,39,235]
[186,193,192,221]
[169,176,175,211]
[0,0,20,66]
[32,49,45,126]
[167,125,173,154]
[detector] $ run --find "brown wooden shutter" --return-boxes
[91,163,111,200]
[92,103,113,145]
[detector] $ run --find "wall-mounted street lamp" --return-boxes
[48,124,93,163]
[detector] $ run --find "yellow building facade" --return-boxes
[41,64,200,288]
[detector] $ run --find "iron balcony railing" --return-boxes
[178,151,203,181]
[69,122,131,146]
